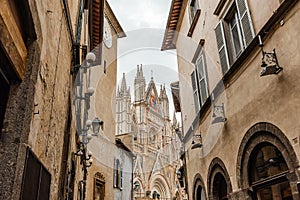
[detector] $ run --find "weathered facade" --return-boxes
[67,1,130,200]
[116,66,185,199]
[0,0,78,199]
[0,0,128,199]
[163,0,300,199]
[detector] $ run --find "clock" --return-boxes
[103,17,112,48]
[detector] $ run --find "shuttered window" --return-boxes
[229,12,243,58]
[215,0,254,74]
[196,54,209,107]
[189,0,199,22]
[236,0,254,47]
[191,71,200,112]
[215,21,230,74]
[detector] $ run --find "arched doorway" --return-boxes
[207,158,232,200]
[237,122,300,200]
[212,173,228,200]
[150,174,171,200]
[249,143,292,199]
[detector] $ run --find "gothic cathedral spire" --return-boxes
[159,84,169,119]
[116,73,131,134]
[134,64,146,102]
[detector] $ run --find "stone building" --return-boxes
[0,0,79,199]
[162,0,300,199]
[116,65,185,199]
[65,1,132,200]
[0,0,129,199]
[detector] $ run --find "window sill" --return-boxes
[187,9,201,37]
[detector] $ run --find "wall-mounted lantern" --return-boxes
[258,35,283,76]
[191,133,202,149]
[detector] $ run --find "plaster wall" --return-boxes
[174,0,300,198]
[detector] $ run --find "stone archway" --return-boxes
[207,158,232,200]
[133,177,144,199]
[236,122,300,199]
[150,174,171,200]
[192,173,207,200]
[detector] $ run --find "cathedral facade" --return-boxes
[116,65,185,199]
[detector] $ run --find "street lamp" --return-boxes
[73,51,103,200]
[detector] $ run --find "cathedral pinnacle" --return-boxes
[118,73,130,97]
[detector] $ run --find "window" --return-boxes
[94,172,105,200]
[249,143,292,200]
[103,60,106,74]
[189,0,199,22]
[21,148,51,199]
[215,0,254,74]
[113,159,123,190]
[191,47,209,113]
[191,71,200,112]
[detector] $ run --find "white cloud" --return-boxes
[108,0,172,31]
[108,0,180,117]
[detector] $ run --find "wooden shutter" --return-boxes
[21,148,51,200]
[113,158,117,188]
[196,54,209,106]
[215,21,230,74]
[191,71,200,112]
[235,0,254,47]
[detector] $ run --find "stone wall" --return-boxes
[0,0,78,199]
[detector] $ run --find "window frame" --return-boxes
[189,0,199,22]
[113,158,123,190]
[215,0,255,74]
[195,53,209,107]
[227,9,244,58]
[191,40,209,113]
[191,70,200,112]
[94,172,105,200]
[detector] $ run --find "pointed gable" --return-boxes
[133,155,145,182]
[145,78,159,110]
[149,151,166,179]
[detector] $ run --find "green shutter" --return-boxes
[215,20,230,74]
[236,0,254,47]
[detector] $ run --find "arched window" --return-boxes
[207,158,232,200]
[193,174,206,200]
[249,143,292,200]
[237,123,300,199]
[195,185,205,200]
[113,158,123,190]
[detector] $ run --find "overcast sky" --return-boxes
[107,0,179,117]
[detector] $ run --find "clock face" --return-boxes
[103,17,112,48]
